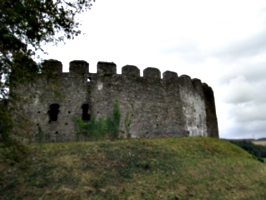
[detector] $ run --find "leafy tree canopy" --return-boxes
[0,0,95,98]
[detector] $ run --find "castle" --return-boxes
[14,59,219,142]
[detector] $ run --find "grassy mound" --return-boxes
[1,137,266,199]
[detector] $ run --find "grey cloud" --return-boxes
[216,62,266,97]
[214,28,266,61]
[221,124,266,139]
[229,103,266,122]
[241,63,266,83]
[222,76,253,104]
[160,41,209,64]
[218,68,266,139]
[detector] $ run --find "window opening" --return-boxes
[81,104,90,121]
[48,104,60,123]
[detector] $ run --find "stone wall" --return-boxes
[13,60,219,142]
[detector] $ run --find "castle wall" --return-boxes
[14,60,89,142]
[13,60,219,142]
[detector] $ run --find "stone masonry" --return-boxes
[14,60,219,142]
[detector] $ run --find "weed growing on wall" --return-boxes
[37,125,45,143]
[107,99,120,140]
[124,111,131,138]
[74,100,120,140]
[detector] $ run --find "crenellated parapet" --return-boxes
[163,71,178,80]
[40,60,210,88]
[122,65,140,77]
[69,60,89,75]
[97,62,116,76]
[143,67,161,79]
[16,59,218,143]
[42,59,62,74]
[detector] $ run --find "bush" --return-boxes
[74,100,120,141]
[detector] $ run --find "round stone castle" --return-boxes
[14,60,219,142]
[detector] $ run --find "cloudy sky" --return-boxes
[42,0,266,139]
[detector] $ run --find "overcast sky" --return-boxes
[42,0,266,139]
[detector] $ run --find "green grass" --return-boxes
[1,137,266,200]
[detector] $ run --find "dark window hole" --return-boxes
[48,104,60,123]
[68,111,71,114]
[146,132,149,134]
[65,123,68,125]
[82,104,90,121]
[55,131,58,134]
[38,111,41,113]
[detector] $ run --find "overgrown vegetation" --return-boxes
[228,139,266,162]
[74,100,121,140]
[0,100,30,162]
[1,137,266,199]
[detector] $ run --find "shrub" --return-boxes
[74,100,120,141]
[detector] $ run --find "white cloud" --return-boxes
[222,76,253,104]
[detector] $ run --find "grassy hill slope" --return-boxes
[1,137,266,200]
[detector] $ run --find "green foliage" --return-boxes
[0,100,29,162]
[106,99,120,140]
[74,100,120,140]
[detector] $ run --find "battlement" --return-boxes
[70,60,89,75]
[122,65,140,77]
[42,59,62,74]
[41,60,210,86]
[163,71,178,80]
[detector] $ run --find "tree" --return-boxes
[1,0,95,96]
[0,0,95,161]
